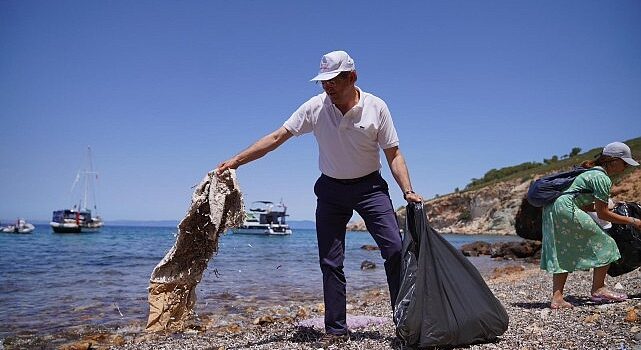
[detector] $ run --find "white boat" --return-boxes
[50,209,103,233]
[1,219,35,234]
[232,201,293,235]
[50,146,104,233]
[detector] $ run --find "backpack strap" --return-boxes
[559,167,607,197]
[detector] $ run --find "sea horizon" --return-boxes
[0,219,318,229]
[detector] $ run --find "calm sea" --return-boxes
[0,225,521,338]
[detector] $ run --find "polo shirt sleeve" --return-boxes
[378,103,399,149]
[283,98,316,136]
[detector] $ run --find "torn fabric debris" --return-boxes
[146,169,244,332]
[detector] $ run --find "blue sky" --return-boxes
[1,1,640,222]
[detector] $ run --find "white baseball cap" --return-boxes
[310,51,355,81]
[602,142,639,166]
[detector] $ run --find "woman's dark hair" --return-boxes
[581,154,618,168]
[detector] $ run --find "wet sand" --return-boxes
[4,261,641,350]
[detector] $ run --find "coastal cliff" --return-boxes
[347,177,530,235]
[347,153,641,235]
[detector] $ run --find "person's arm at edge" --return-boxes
[383,146,422,203]
[595,200,641,230]
[216,126,293,175]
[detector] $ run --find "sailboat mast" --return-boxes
[83,146,90,211]
[89,146,98,213]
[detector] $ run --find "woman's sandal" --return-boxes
[590,290,628,303]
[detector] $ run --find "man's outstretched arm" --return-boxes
[216,126,293,174]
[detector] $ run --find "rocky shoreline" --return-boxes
[4,261,641,350]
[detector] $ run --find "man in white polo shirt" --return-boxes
[216,50,422,344]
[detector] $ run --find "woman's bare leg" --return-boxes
[551,272,573,309]
[591,265,608,294]
[590,264,627,301]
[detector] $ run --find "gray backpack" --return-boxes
[526,167,604,207]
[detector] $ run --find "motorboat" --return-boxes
[50,146,104,233]
[232,201,293,235]
[50,209,103,233]
[1,219,35,234]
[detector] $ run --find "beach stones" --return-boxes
[297,314,390,330]
[253,315,275,326]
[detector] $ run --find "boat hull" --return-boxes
[50,222,102,233]
[1,226,34,234]
[232,225,292,236]
[1,221,35,234]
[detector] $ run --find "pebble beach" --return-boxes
[5,261,641,350]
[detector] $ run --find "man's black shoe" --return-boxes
[313,333,350,348]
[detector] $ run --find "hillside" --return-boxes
[347,137,641,235]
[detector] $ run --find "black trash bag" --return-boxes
[607,202,641,277]
[394,203,509,348]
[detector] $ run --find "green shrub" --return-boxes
[458,210,471,222]
[463,137,640,191]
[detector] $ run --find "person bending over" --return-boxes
[540,141,641,309]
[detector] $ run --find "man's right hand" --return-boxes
[215,157,239,175]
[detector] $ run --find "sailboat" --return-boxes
[50,146,104,233]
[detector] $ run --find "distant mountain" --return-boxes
[106,220,179,227]
[287,220,316,229]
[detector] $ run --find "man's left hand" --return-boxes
[404,192,423,203]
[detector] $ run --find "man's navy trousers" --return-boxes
[314,171,402,336]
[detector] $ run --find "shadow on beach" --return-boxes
[230,326,401,350]
[513,292,641,310]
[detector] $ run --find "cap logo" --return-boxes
[319,57,335,73]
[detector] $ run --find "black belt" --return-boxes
[323,171,380,185]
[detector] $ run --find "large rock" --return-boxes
[490,241,542,259]
[514,195,542,241]
[360,260,377,270]
[461,241,492,256]
[460,240,541,260]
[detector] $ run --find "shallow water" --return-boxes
[0,225,521,337]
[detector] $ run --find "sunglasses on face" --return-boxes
[319,71,351,87]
